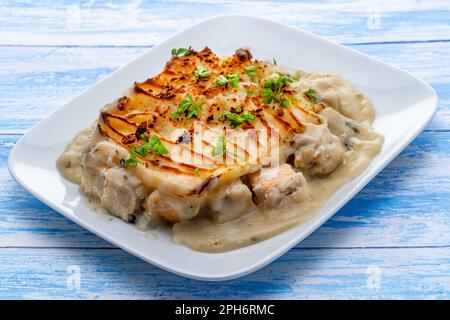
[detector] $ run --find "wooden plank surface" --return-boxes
[0,0,449,46]
[0,0,449,299]
[0,247,449,299]
[0,41,449,132]
[1,131,449,249]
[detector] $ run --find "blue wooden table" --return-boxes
[1,0,449,299]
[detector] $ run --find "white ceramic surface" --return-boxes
[8,15,437,280]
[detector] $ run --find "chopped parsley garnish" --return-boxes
[135,135,169,157]
[265,72,294,91]
[171,95,204,120]
[247,90,255,97]
[215,73,240,88]
[194,66,211,80]
[243,65,258,78]
[260,72,293,107]
[194,168,200,177]
[215,75,228,86]
[123,147,139,168]
[211,134,227,158]
[280,98,291,108]
[171,46,192,57]
[260,88,279,104]
[123,135,169,169]
[304,88,321,104]
[224,110,256,128]
[228,73,240,88]
[211,134,246,160]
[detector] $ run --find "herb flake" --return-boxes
[224,111,256,128]
[215,75,228,86]
[215,73,240,88]
[123,147,139,168]
[211,134,246,161]
[136,135,169,157]
[211,134,227,158]
[194,66,211,80]
[243,65,258,78]
[304,88,321,104]
[260,73,293,107]
[228,73,240,88]
[171,46,192,57]
[171,95,204,121]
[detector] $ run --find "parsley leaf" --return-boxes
[304,88,321,104]
[215,75,228,86]
[123,147,139,168]
[227,73,240,88]
[280,98,290,108]
[186,103,202,119]
[247,90,255,97]
[243,65,258,78]
[211,134,227,158]
[261,73,293,106]
[215,73,240,88]
[171,46,192,57]
[194,66,211,80]
[261,88,278,104]
[211,134,246,161]
[194,168,200,177]
[224,111,256,128]
[135,135,169,157]
[140,133,149,142]
[265,72,293,91]
[171,95,204,120]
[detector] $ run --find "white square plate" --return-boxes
[8,16,437,280]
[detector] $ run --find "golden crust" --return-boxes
[96,47,326,197]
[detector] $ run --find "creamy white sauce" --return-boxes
[58,68,383,253]
[173,118,382,252]
[57,124,96,184]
